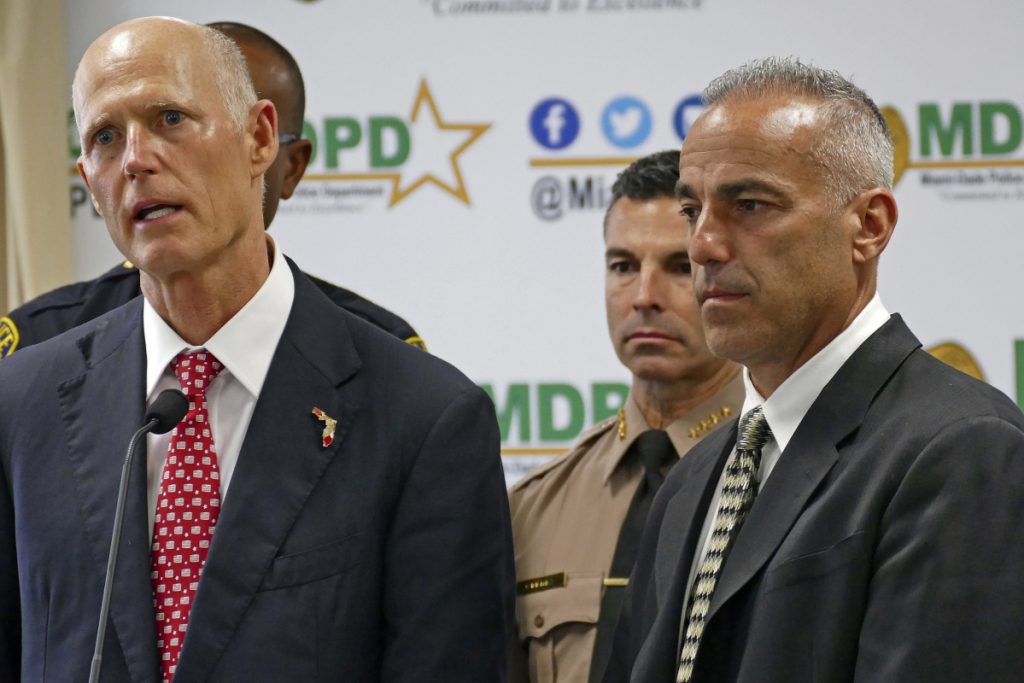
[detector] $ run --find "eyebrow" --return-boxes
[675,181,695,201]
[605,247,635,260]
[675,178,789,203]
[716,179,788,202]
[605,246,690,260]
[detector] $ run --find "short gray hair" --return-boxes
[703,56,893,206]
[198,24,257,131]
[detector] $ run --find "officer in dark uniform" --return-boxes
[0,21,424,360]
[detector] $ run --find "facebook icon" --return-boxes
[530,98,581,150]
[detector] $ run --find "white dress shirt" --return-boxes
[680,293,891,630]
[143,238,295,535]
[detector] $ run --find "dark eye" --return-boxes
[95,128,115,146]
[737,199,761,212]
[608,261,633,274]
[676,260,692,275]
[163,110,185,126]
[679,205,700,221]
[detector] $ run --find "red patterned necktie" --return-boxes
[151,350,224,682]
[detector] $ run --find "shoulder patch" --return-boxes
[404,335,428,352]
[0,316,20,359]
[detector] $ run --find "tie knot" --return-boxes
[736,406,771,453]
[172,350,224,397]
[633,430,676,475]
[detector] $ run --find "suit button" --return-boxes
[534,614,544,628]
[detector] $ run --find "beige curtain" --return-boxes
[0,0,73,313]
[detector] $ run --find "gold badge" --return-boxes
[687,406,734,440]
[0,317,20,359]
[311,407,337,447]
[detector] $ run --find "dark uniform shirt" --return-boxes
[0,262,425,359]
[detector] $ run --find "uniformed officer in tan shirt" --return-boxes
[509,150,743,683]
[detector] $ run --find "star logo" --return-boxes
[387,80,490,207]
[303,79,490,208]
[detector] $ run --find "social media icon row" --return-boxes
[529,95,704,150]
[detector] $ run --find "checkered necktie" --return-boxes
[677,406,772,682]
[151,350,224,682]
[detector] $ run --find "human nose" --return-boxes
[633,262,664,311]
[122,125,158,177]
[687,207,730,268]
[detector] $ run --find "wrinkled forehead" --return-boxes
[75,21,210,114]
[684,96,825,157]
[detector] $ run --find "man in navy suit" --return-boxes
[604,57,1024,682]
[0,16,512,682]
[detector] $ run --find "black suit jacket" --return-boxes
[607,316,1024,682]
[0,263,512,682]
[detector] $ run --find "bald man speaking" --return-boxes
[0,17,511,682]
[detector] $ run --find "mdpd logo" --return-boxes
[529,98,581,150]
[882,100,1024,198]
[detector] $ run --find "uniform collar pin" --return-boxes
[311,407,337,447]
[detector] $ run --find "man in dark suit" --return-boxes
[0,22,425,361]
[0,16,511,682]
[605,57,1024,682]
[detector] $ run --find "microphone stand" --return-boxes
[89,390,187,683]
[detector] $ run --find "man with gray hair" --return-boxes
[0,16,511,682]
[604,57,1024,682]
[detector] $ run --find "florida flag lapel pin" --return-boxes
[311,407,337,448]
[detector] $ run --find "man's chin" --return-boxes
[705,331,760,366]
[627,356,689,384]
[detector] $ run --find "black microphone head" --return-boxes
[145,389,189,435]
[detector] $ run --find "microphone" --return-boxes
[89,389,189,683]
[146,389,191,435]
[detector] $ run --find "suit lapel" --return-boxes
[175,269,363,682]
[655,425,735,606]
[706,315,921,621]
[57,299,160,683]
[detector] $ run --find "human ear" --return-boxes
[248,99,278,179]
[77,158,103,215]
[851,188,898,265]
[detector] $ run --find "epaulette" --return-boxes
[509,414,619,492]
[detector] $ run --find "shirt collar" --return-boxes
[143,237,295,400]
[742,293,891,453]
[602,371,746,483]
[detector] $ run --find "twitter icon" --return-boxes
[601,96,652,149]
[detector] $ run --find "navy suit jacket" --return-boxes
[606,316,1024,683]
[0,263,513,682]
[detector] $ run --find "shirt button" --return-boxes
[534,614,544,628]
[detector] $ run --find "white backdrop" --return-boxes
[64,0,1024,485]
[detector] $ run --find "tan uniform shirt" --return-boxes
[508,375,744,683]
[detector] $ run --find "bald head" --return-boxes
[73,17,257,143]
